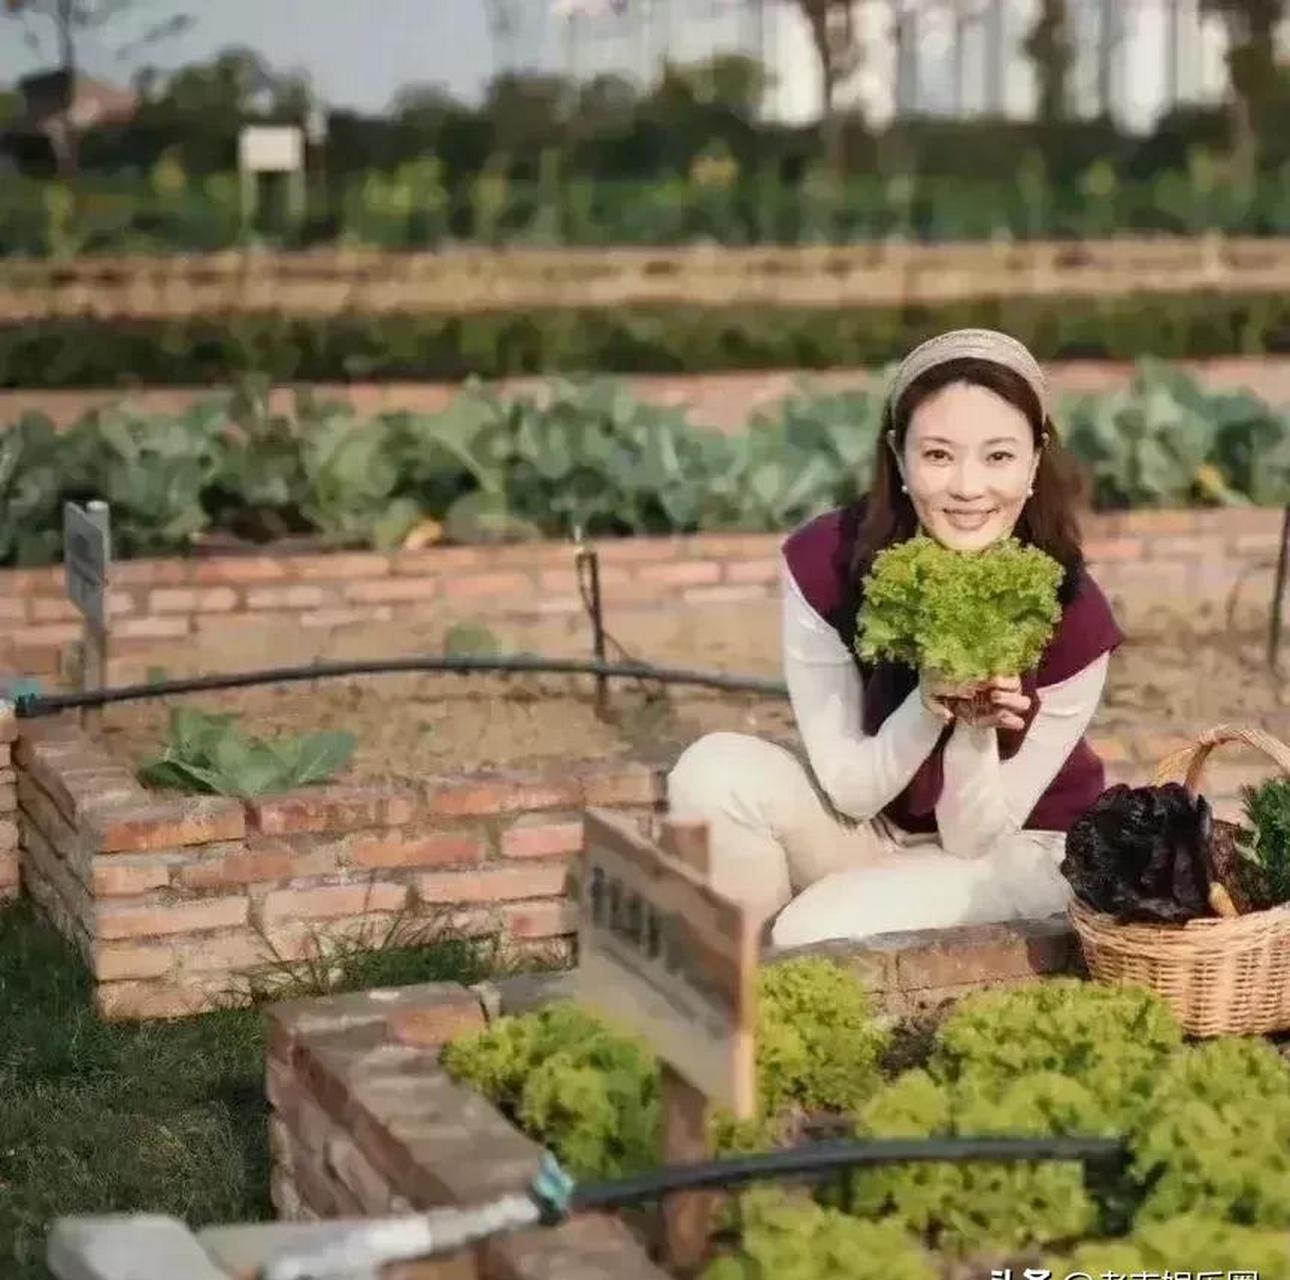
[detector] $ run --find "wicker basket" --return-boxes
[1068,723,1290,1038]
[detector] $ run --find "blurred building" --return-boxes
[538,0,1284,133]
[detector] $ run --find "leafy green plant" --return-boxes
[1048,1214,1290,1280]
[440,1001,659,1180]
[441,957,887,1177]
[1125,1036,1290,1228]
[1235,775,1290,906]
[701,1187,937,1280]
[926,979,1182,1126]
[137,707,355,800]
[849,1068,1108,1255]
[855,535,1064,683]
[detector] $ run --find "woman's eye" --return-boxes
[989,451,1015,463]
[924,450,950,462]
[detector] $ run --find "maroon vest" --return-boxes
[783,503,1125,834]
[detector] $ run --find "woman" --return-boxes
[667,328,1124,948]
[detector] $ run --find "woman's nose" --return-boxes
[948,458,987,496]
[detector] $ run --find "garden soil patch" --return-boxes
[93,601,1290,797]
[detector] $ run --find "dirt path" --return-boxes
[6,358,1289,433]
[95,603,1290,808]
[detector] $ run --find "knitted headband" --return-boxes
[888,328,1050,421]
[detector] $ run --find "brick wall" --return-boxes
[260,923,1076,1269]
[1,508,1284,679]
[15,715,664,1020]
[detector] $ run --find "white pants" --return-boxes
[665,731,1071,949]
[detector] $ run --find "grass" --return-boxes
[0,898,557,1279]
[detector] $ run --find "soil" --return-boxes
[94,601,1290,791]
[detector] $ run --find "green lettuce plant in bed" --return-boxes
[440,966,1290,1277]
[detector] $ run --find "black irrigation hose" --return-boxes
[12,655,790,718]
[567,1136,1128,1213]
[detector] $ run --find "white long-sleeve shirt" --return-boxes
[780,552,1109,859]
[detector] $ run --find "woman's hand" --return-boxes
[976,675,1031,732]
[917,670,956,724]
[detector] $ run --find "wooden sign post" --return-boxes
[63,500,111,732]
[576,808,758,1272]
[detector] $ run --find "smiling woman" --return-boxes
[667,329,1125,946]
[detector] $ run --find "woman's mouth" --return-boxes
[943,508,998,529]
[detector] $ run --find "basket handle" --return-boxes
[1150,723,1290,797]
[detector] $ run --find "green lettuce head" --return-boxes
[855,535,1063,683]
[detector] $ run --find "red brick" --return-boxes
[583,764,664,807]
[502,899,576,939]
[29,596,81,623]
[9,622,81,648]
[97,896,249,940]
[193,610,295,635]
[149,586,239,613]
[190,557,286,584]
[1235,532,1285,556]
[96,978,226,1021]
[596,539,680,564]
[245,584,331,609]
[1115,510,1197,534]
[301,607,393,628]
[350,829,486,870]
[92,854,174,896]
[390,546,485,574]
[248,786,417,835]
[175,842,335,891]
[440,571,533,599]
[111,559,191,586]
[175,932,276,972]
[724,557,780,584]
[259,882,408,923]
[0,817,16,853]
[683,584,770,605]
[893,921,1076,991]
[112,615,191,641]
[343,577,440,604]
[500,818,583,860]
[93,942,174,981]
[415,861,570,904]
[290,553,391,580]
[0,597,27,622]
[1082,536,1144,562]
[0,849,17,891]
[1146,534,1226,560]
[683,533,781,559]
[91,796,246,852]
[386,988,486,1048]
[635,559,720,587]
[427,774,581,817]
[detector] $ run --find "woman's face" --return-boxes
[900,381,1037,552]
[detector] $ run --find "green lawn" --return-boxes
[0,900,518,1279]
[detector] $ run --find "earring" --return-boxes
[901,481,909,494]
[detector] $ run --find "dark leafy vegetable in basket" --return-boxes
[1060,784,1216,923]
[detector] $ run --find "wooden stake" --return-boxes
[660,1063,718,1275]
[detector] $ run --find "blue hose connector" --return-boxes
[529,1151,576,1225]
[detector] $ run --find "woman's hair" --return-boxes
[850,356,1087,605]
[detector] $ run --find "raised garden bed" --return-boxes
[258,921,1080,1279]
[14,708,664,1021]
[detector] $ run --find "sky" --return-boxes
[0,0,543,113]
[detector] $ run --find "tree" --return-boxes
[3,0,192,176]
[795,0,863,174]
[1023,0,1074,122]
[3,0,192,77]
[1199,0,1287,175]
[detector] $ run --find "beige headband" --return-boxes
[889,328,1049,420]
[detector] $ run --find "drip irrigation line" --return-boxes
[12,655,790,719]
[257,1137,1128,1278]
[567,1135,1128,1212]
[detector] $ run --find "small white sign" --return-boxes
[238,125,304,174]
[63,501,111,629]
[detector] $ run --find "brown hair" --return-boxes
[848,356,1087,608]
